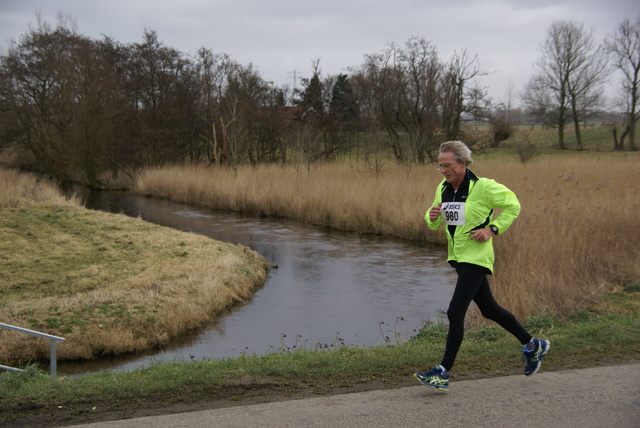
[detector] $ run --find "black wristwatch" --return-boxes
[490,225,499,235]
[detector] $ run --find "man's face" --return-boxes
[437,152,466,187]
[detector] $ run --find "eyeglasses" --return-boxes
[437,163,454,171]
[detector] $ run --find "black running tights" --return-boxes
[440,263,532,372]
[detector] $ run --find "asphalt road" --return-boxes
[72,363,640,428]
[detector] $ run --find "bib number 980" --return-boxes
[445,211,459,222]
[441,202,466,226]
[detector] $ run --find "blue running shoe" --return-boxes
[522,338,551,376]
[414,365,450,390]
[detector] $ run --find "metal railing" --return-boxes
[0,322,65,376]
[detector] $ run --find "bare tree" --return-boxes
[467,81,491,132]
[607,15,640,151]
[354,36,442,163]
[440,49,483,141]
[217,63,269,172]
[355,47,403,159]
[526,20,609,150]
[294,60,351,162]
[127,30,200,165]
[0,15,122,187]
[297,115,324,174]
[195,51,275,168]
[253,85,289,163]
[1,13,286,182]
[363,132,388,177]
[564,26,610,150]
[521,74,557,128]
[194,48,226,165]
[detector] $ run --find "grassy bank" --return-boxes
[134,153,640,320]
[0,168,272,364]
[1,286,638,425]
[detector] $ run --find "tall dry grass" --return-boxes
[135,156,640,320]
[136,163,440,242]
[475,157,640,317]
[0,167,78,208]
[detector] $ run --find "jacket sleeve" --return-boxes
[424,182,444,231]
[482,178,520,234]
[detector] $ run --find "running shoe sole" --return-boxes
[414,372,449,391]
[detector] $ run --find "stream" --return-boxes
[57,191,454,374]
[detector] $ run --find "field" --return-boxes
[135,150,640,321]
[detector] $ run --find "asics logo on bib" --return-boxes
[442,203,462,210]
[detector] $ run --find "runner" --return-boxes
[414,140,550,391]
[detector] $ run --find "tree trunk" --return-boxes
[573,118,583,150]
[628,121,637,151]
[620,126,630,151]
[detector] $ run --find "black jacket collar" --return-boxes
[441,169,479,202]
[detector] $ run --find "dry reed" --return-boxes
[136,163,439,242]
[0,167,78,208]
[476,156,640,317]
[135,156,640,320]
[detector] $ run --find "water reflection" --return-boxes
[58,191,454,374]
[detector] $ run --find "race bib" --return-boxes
[441,202,466,225]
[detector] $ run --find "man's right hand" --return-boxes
[429,203,442,221]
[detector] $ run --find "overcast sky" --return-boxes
[0,0,638,104]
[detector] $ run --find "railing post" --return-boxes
[50,339,58,376]
[0,322,65,376]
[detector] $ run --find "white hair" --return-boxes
[440,140,473,167]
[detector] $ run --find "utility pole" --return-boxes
[288,70,303,104]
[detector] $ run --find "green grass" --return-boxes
[0,206,146,298]
[0,206,160,337]
[1,288,637,408]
